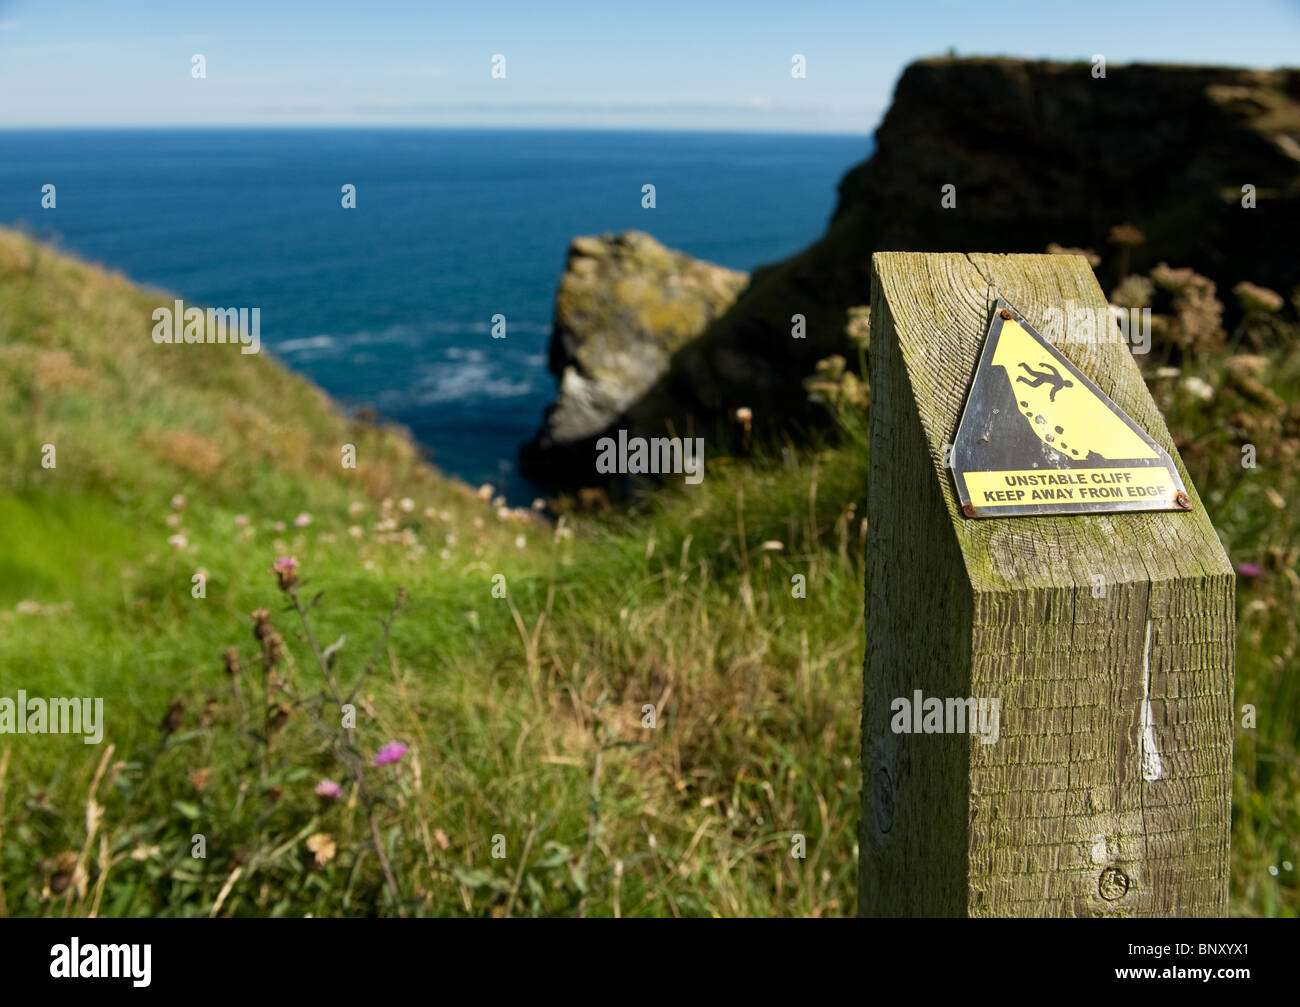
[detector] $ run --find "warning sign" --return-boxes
[951,300,1188,518]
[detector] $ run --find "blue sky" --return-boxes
[2,0,1299,132]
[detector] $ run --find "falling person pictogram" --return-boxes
[990,314,1157,461]
[1015,361,1073,401]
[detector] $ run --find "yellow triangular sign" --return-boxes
[951,300,1188,518]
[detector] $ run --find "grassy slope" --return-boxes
[0,229,1295,917]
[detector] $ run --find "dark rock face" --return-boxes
[523,58,1300,486]
[833,59,1300,286]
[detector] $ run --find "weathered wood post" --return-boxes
[860,252,1235,917]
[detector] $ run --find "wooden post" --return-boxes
[860,252,1235,917]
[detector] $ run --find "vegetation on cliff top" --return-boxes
[0,228,1296,916]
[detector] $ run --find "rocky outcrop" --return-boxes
[519,231,746,486]
[523,57,1300,485]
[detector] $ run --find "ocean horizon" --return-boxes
[0,127,871,500]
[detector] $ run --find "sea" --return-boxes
[0,128,870,501]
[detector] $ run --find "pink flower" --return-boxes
[373,741,408,767]
[1237,562,1263,579]
[315,779,342,799]
[270,555,299,591]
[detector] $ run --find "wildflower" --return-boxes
[399,497,414,513]
[1150,263,1225,353]
[315,779,343,800]
[348,501,365,517]
[46,851,79,896]
[189,767,211,793]
[1237,562,1263,579]
[845,305,872,348]
[348,525,363,538]
[373,741,408,767]
[515,534,526,549]
[1233,281,1284,315]
[251,609,274,642]
[1107,223,1145,247]
[167,533,188,550]
[270,556,299,591]
[1110,274,1154,310]
[1107,223,1146,278]
[250,610,285,669]
[306,833,336,866]
[266,702,291,734]
[171,494,186,511]
[222,646,241,675]
[161,698,185,734]
[165,513,182,529]
[264,632,285,669]
[294,512,312,528]
[477,484,493,501]
[234,514,250,527]
[531,498,546,511]
[1046,242,1101,268]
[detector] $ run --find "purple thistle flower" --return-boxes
[270,555,299,591]
[1237,562,1263,579]
[315,779,343,799]
[373,741,408,767]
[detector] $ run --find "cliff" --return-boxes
[522,57,1300,485]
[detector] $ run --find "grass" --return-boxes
[0,228,1296,916]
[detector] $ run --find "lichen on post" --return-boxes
[860,252,1235,917]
